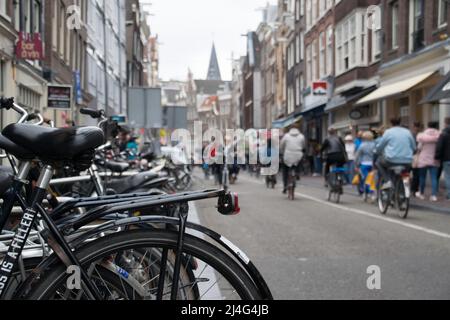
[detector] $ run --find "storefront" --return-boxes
[356,71,444,129]
[355,41,450,130]
[326,86,380,136]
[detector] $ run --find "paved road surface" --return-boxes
[191,171,450,300]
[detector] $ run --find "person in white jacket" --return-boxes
[280,125,306,193]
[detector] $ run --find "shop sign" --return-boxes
[48,85,72,109]
[349,109,363,120]
[16,32,44,60]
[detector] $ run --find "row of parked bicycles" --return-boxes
[0,97,272,300]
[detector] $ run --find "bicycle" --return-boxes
[327,166,346,204]
[377,165,411,219]
[0,97,273,300]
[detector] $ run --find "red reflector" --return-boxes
[233,193,240,215]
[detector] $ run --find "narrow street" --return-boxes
[192,171,450,300]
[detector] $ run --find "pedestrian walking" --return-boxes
[411,122,423,196]
[344,133,356,184]
[435,117,450,201]
[416,122,441,202]
[355,131,376,201]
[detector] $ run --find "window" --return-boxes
[350,16,356,65]
[438,0,448,28]
[431,105,440,122]
[300,0,304,16]
[295,35,300,64]
[299,76,304,105]
[319,0,325,16]
[411,0,425,52]
[391,1,399,48]
[295,77,300,107]
[288,86,295,114]
[0,1,7,16]
[33,0,41,33]
[312,39,317,81]
[306,0,311,29]
[296,0,300,21]
[372,25,382,59]
[336,25,342,73]
[361,14,366,63]
[336,12,368,75]
[59,5,65,58]
[18,85,41,111]
[52,1,57,51]
[326,26,333,75]
[0,61,4,97]
[306,44,312,84]
[319,32,325,78]
[300,32,304,61]
[312,0,317,22]
[65,25,71,63]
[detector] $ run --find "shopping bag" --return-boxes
[366,171,376,192]
[352,174,360,186]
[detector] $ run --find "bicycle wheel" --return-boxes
[25,229,262,300]
[395,179,410,219]
[377,178,390,215]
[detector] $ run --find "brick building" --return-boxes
[302,0,335,145]
[325,0,382,135]
[356,0,450,129]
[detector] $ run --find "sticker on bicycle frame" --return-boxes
[220,236,250,265]
[115,266,130,279]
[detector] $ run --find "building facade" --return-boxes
[325,0,382,135]
[302,0,335,145]
[356,0,450,130]
[0,0,47,127]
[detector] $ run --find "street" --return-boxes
[191,171,450,300]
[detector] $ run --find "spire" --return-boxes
[206,43,222,81]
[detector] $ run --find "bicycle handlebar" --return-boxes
[80,108,105,120]
[0,97,14,110]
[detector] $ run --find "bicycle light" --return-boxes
[217,192,240,216]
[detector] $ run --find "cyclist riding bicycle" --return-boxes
[375,118,416,189]
[321,128,348,187]
[280,125,306,194]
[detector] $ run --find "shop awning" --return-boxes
[325,86,377,112]
[355,71,436,106]
[272,114,303,129]
[301,102,327,116]
[420,71,450,105]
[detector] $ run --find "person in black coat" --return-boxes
[435,117,450,200]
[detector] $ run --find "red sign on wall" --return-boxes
[16,32,44,60]
[312,81,328,95]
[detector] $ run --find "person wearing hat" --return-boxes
[344,133,356,184]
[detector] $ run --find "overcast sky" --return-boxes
[143,0,277,82]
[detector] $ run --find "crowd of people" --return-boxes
[279,117,450,203]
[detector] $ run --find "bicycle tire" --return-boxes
[395,179,410,219]
[25,229,262,300]
[377,178,390,215]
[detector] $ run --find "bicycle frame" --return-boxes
[0,164,104,299]
[0,161,264,300]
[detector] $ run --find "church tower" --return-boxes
[206,43,222,81]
